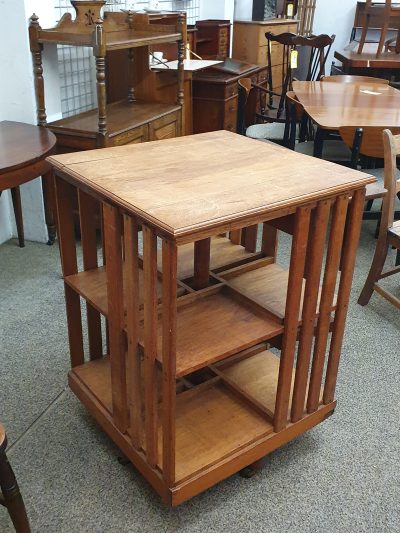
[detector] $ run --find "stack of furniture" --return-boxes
[29,1,185,152]
[48,129,373,506]
[232,18,298,70]
[357,0,400,56]
[192,59,268,133]
[195,20,231,59]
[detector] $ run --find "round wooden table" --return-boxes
[0,121,57,246]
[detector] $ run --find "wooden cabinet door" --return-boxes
[149,112,180,141]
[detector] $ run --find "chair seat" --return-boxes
[246,122,286,141]
[389,220,400,240]
[365,180,386,200]
[295,139,352,161]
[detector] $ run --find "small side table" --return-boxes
[0,121,57,246]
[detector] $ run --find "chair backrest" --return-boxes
[321,75,389,85]
[285,91,304,150]
[339,125,400,159]
[237,78,254,135]
[291,33,336,81]
[265,32,335,118]
[265,31,297,115]
[382,129,400,230]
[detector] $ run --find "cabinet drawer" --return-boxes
[223,97,238,132]
[193,82,237,100]
[111,125,148,146]
[258,23,298,44]
[149,112,180,141]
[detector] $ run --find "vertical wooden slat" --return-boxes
[291,200,331,423]
[244,224,258,252]
[103,203,128,432]
[323,188,366,404]
[162,239,178,486]
[307,195,349,413]
[193,238,211,290]
[55,176,84,367]
[78,190,102,361]
[143,225,159,468]
[229,229,242,245]
[123,214,142,449]
[274,206,311,433]
[261,222,278,259]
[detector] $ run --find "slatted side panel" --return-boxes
[273,190,365,430]
[55,176,84,368]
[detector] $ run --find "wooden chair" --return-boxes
[253,32,335,124]
[321,74,389,85]
[0,424,30,532]
[339,126,400,209]
[239,79,298,147]
[358,129,400,309]
[357,0,400,57]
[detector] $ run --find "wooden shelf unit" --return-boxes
[49,130,374,506]
[29,1,186,150]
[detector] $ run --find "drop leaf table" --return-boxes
[48,130,374,506]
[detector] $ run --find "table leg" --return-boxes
[42,170,57,245]
[10,187,24,248]
[313,127,325,158]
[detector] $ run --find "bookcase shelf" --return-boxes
[50,129,372,506]
[144,285,283,378]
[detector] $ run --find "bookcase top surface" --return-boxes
[48,130,374,240]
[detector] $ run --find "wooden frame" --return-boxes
[49,130,373,506]
[29,1,186,150]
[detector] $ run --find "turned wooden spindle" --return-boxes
[29,14,47,127]
[94,18,107,139]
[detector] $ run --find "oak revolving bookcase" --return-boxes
[29,1,185,151]
[48,131,374,506]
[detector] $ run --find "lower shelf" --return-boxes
[70,357,274,482]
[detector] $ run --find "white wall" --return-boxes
[201,0,235,21]
[0,0,60,245]
[313,0,356,71]
[233,0,357,67]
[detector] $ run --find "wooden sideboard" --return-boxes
[232,19,298,91]
[29,4,186,152]
[192,59,268,133]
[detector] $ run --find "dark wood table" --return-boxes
[0,121,57,246]
[334,43,400,79]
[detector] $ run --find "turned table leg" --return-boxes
[42,169,57,245]
[0,435,31,533]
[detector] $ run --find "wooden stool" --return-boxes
[0,424,31,533]
[0,121,57,247]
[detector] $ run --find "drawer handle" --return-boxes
[229,106,235,112]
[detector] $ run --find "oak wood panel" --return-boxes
[103,203,129,432]
[48,131,374,241]
[140,286,283,378]
[222,262,335,323]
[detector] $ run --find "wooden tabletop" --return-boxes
[48,130,374,241]
[293,80,400,130]
[0,121,56,176]
[335,43,400,69]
